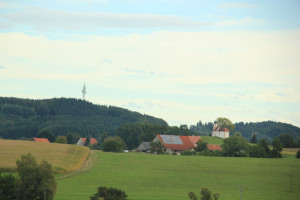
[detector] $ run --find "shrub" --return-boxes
[296,150,300,159]
[181,150,196,156]
[102,136,126,152]
[90,186,128,200]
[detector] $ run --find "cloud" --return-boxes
[103,58,112,64]
[1,30,300,126]
[219,3,257,8]
[276,92,288,97]
[217,17,266,27]
[1,7,210,31]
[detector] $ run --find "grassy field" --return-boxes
[201,136,224,145]
[0,139,90,173]
[56,152,300,200]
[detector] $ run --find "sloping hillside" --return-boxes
[201,136,224,145]
[234,121,300,141]
[0,139,89,173]
[0,97,168,139]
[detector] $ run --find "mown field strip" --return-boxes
[55,152,300,200]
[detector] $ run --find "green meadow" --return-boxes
[201,136,224,145]
[55,152,300,200]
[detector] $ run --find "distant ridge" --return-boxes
[0,97,168,139]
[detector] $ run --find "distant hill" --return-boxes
[0,97,168,139]
[234,121,300,142]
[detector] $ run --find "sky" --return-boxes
[0,0,300,127]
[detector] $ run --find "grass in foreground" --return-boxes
[56,152,300,200]
[0,139,89,173]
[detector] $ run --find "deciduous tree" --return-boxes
[16,153,57,200]
[222,135,249,157]
[101,136,126,152]
[150,140,164,154]
[0,173,17,200]
[90,186,128,200]
[216,117,235,132]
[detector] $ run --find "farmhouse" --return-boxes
[33,138,50,143]
[77,137,98,146]
[212,122,230,139]
[154,134,201,153]
[137,142,151,152]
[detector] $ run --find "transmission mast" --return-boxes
[82,82,86,100]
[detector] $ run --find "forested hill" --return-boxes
[234,121,300,141]
[0,97,168,139]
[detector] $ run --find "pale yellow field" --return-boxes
[282,148,300,156]
[0,139,90,173]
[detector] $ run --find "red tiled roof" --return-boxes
[34,138,50,143]
[188,136,202,145]
[157,135,201,151]
[80,138,97,144]
[213,127,230,132]
[207,144,222,151]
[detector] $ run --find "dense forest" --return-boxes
[0,97,168,139]
[191,120,300,142]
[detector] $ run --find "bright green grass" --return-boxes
[55,152,300,200]
[201,136,224,145]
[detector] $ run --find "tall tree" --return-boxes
[66,132,80,144]
[216,117,235,132]
[278,133,296,148]
[150,140,164,154]
[16,153,57,200]
[258,139,271,157]
[250,134,257,144]
[222,135,249,157]
[85,135,91,146]
[0,173,17,200]
[38,130,55,142]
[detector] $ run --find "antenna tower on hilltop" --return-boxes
[82,82,86,100]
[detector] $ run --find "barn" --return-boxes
[137,142,151,152]
[154,134,201,154]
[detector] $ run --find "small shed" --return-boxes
[33,138,50,143]
[137,142,151,152]
[77,138,98,146]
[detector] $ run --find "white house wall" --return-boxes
[212,131,229,139]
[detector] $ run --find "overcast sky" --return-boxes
[0,0,299,127]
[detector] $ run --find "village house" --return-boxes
[136,142,151,153]
[33,138,50,143]
[212,121,230,139]
[77,137,98,146]
[154,134,201,154]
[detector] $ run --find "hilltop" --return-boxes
[0,97,168,139]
